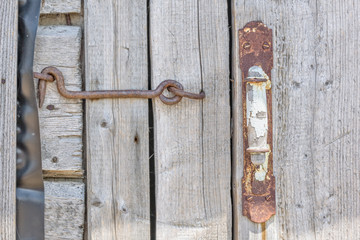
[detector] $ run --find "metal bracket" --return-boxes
[33,67,205,107]
[239,21,275,223]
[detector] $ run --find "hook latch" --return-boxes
[34,67,205,107]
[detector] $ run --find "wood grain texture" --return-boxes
[40,0,81,14]
[0,1,17,239]
[85,0,150,239]
[150,0,231,239]
[34,26,83,172]
[44,180,85,240]
[313,1,360,239]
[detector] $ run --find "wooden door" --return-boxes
[1,0,358,239]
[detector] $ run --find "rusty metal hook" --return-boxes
[33,66,205,107]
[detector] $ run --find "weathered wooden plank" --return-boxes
[34,26,83,172]
[85,0,150,239]
[45,180,85,240]
[232,1,317,239]
[40,0,81,14]
[313,1,360,239]
[0,1,17,239]
[151,1,231,239]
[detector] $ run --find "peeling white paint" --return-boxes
[253,148,270,181]
[246,66,270,153]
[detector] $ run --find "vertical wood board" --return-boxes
[0,1,17,239]
[34,26,83,173]
[33,26,86,239]
[85,0,150,239]
[313,1,360,239]
[150,0,232,239]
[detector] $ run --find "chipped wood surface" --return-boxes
[0,1,17,239]
[40,0,81,14]
[85,0,150,239]
[34,26,83,172]
[44,180,85,240]
[232,0,360,239]
[150,0,231,238]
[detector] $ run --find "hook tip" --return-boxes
[38,80,46,108]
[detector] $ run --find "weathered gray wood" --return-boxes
[85,0,150,239]
[44,180,85,240]
[40,0,81,14]
[313,1,360,239]
[34,26,85,240]
[34,26,83,173]
[0,1,17,239]
[150,1,231,238]
[232,1,318,239]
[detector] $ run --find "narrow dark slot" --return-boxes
[148,98,156,240]
[227,0,235,239]
[79,1,88,237]
[147,1,156,239]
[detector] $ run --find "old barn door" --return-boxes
[27,0,360,239]
[83,0,360,239]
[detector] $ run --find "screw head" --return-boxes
[243,42,251,50]
[246,196,253,201]
[46,104,55,110]
[262,42,270,50]
[265,195,271,201]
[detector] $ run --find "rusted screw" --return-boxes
[265,195,271,201]
[243,42,251,50]
[246,196,253,201]
[51,157,58,163]
[262,42,270,50]
[46,104,55,110]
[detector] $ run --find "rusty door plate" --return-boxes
[239,21,275,223]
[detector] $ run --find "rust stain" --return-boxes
[65,14,72,26]
[240,21,275,223]
[261,222,266,240]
